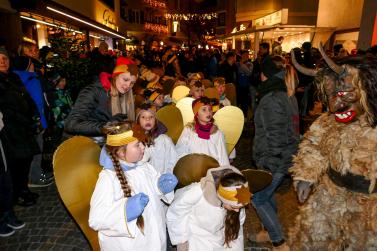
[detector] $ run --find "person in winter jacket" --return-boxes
[0,111,26,237]
[64,57,138,140]
[0,48,40,207]
[251,55,299,251]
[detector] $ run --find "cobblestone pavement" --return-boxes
[0,122,299,250]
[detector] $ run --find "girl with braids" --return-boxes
[167,165,250,251]
[176,96,229,166]
[88,121,178,251]
[134,103,177,174]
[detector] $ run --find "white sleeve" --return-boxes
[175,127,192,160]
[162,135,178,173]
[227,208,245,250]
[166,183,202,245]
[217,130,230,166]
[88,171,137,237]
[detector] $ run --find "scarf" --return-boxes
[195,121,213,140]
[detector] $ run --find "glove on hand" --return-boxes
[125,193,149,222]
[296,180,312,203]
[111,113,128,122]
[158,173,178,194]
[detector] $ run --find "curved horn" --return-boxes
[318,42,343,74]
[290,50,317,76]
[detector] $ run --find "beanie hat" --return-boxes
[116,56,135,66]
[0,47,8,58]
[261,56,280,79]
[13,56,32,71]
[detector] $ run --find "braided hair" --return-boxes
[102,121,145,233]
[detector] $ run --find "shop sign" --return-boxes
[231,24,247,34]
[103,9,119,31]
[255,9,288,26]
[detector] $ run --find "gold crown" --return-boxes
[217,184,251,205]
[106,130,137,146]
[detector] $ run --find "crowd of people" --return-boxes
[1,36,377,251]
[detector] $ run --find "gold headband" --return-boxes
[112,65,129,76]
[106,130,138,146]
[149,91,161,102]
[217,183,251,206]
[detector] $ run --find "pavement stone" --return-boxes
[0,121,300,250]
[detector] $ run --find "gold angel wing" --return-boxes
[225,83,237,105]
[156,104,184,144]
[176,97,195,126]
[241,169,272,193]
[53,136,102,251]
[213,106,244,155]
[172,85,190,103]
[201,79,213,88]
[204,87,220,100]
[174,153,219,188]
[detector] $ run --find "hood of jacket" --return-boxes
[258,71,287,99]
[200,165,243,207]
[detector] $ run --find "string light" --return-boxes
[143,0,166,8]
[165,12,217,21]
[144,22,168,33]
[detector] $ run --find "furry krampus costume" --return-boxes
[288,48,377,250]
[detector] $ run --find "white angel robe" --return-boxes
[142,134,177,174]
[89,162,173,251]
[176,126,230,166]
[167,183,245,251]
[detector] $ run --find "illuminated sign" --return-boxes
[103,9,119,31]
[255,9,288,26]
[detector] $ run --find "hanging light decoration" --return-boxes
[165,12,217,21]
[143,0,166,9]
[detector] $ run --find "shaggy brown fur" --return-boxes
[289,113,377,250]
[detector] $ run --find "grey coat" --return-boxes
[253,89,299,174]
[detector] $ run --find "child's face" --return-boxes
[191,86,204,99]
[153,94,164,107]
[216,84,225,96]
[139,110,156,131]
[197,105,213,124]
[117,140,145,163]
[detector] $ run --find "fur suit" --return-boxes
[288,54,377,250]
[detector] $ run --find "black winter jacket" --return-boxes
[253,75,299,174]
[64,79,127,137]
[0,72,40,158]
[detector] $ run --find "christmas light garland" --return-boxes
[165,12,217,21]
[144,22,168,33]
[143,0,166,9]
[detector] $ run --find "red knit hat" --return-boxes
[116,56,135,66]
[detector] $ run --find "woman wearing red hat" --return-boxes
[64,57,138,141]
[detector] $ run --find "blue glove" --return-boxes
[125,193,149,222]
[158,173,178,194]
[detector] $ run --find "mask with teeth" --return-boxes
[324,66,364,123]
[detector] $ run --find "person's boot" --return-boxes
[0,215,15,237]
[272,241,290,251]
[248,229,270,243]
[5,211,25,230]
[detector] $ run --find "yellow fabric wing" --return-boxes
[53,136,102,251]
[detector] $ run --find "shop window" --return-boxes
[218,12,226,27]
[140,11,144,24]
